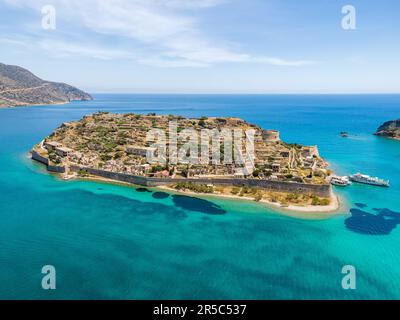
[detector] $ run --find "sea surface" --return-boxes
[0,94,399,299]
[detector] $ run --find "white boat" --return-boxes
[349,173,390,187]
[330,176,351,186]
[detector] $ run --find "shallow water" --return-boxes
[0,94,399,299]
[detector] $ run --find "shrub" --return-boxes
[180,167,189,178]
[231,187,241,195]
[198,119,206,127]
[114,151,124,159]
[175,182,214,194]
[311,196,330,206]
[151,165,166,173]
[286,193,299,201]
[78,170,89,177]
[252,169,260,177]
[100,154,112,161]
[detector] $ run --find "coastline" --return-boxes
[0,101,72,109]
[0,97,93,109]
[0,101,70,109]
[378,135,400,141]
[60,172,343,218]
[157,185,342,216]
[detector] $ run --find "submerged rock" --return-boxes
[152,192,170,199]
[345,208,400,235]
[172,195,226,215]
[136,187,151,193]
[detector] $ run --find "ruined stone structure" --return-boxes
[68,165,331,198]
[262,130,280,142]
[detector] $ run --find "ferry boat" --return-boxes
[349,173,390,187]
[330,176,351,186]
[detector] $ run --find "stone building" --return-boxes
[262,130,281,142]
[126,146,157,157]
[55,147,74,157]
[44,141,62,151]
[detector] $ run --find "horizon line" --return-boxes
[88,92,400,95]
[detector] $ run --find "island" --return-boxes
[31,112,339,213]
[375,119,400,140]
[0,62,92,108]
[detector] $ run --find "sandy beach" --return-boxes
[157,185,343,216]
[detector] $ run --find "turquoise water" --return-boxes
[0,94,399,299]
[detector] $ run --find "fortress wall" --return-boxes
[70,166,331,197]
[31,151,49,166]
[47,165,66,173]
[31,151,65,173]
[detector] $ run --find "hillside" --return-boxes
[0,63,92,107]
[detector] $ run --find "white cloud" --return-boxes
[1,0,315,67]
[0,37,27,46]
[163,0,227,9]
[252,57,314,67]
[39,39,132,60]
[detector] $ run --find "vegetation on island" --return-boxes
[31,112,334,208]
[175,182,214,194]
[172,183,331,206]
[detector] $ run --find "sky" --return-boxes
[0,0,399,94]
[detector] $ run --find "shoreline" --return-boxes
[0,101,68,109]
[157,185,342,216]
[0,98,93,109]
[60,172,343,218]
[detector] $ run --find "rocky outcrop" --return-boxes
[375,120,400,140]
[0,62,92,107]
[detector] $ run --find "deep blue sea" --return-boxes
[0,94,399,299]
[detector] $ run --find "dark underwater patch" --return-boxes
[152,192,170,199]
[345,208,400,235]
[63,188,188,220]
[136,187,151,193]
[354,203,367,209]
[172,195,226,215]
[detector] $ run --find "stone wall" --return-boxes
[31,150,49,166]
[31,150,65,173]
[47,165,66,173]
[70,165,331,197]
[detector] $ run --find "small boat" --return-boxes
[349,173,390,187]
[330,176,351,186]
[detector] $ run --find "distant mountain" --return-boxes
[0,63,92,107]
[375,119,400,140]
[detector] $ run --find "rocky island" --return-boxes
[375,119,400,140]
[0,62,92,108]
[31,112,338,212]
